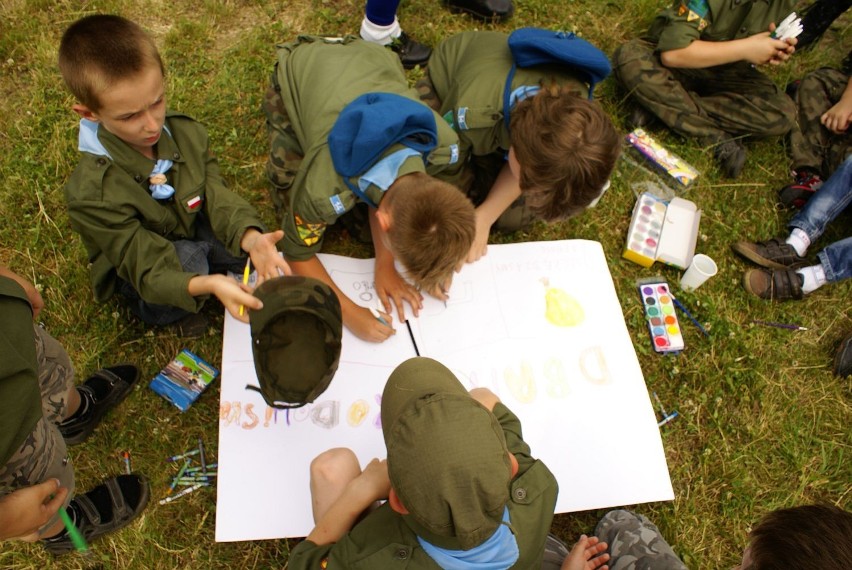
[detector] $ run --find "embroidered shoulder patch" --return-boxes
[294,214,325,247]
[442,110,455,129]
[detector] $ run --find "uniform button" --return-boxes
[96,158,106,166]
[740,27,747,34]
[395,548,409,560]
[514,487,527,501]
[734,0,740,4]
[173,153,180,160]
[134,175,144,182]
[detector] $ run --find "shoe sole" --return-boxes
[834,334,852,378]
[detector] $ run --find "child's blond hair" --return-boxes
[59,14,164,111]
[510,83,621,222]
[383,173,475,294]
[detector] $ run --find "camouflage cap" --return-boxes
[248,276,342,408]
[381,357,512,550]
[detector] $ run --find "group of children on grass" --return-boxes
[1,0,850,566]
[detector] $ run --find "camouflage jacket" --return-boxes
[646,0,796,53]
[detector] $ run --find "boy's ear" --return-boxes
[388,488,409,514]
[375,207,392,233]
[72,103,99,122]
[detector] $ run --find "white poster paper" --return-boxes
[215,240,673,542]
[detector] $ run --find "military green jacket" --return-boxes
[64,113,265,312]
[426,31,588,174]
[646,0,796,53]
[0,277,40,467]
[273,36,462,261]
[288,402,558,569]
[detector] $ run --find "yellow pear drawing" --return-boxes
[541,277,585,327]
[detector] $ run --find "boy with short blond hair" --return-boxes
[264,36,474,343]
[416,31,621,263]
[59,15,290,335]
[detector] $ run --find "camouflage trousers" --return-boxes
[0,325,76,534]
[594,509,688,570]
[263,71,304,223]
[613,39,796,145]
[789,67,852,177]
[263,75,373,242]
[415,74,537,233]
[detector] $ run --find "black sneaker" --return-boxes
[445,0,513,20]
[58,365,141,445]
[714,139,747,179]
[173,312,209,338]
[629,105,658,130]
[834,333,852,378]
[778,170,823,209]
[391,32,431,69]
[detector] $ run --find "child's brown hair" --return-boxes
[59,14,164,112]
[746,504,852,569]
[383,172,475,294]
[510,83,621,222]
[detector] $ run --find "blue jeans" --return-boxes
[789,155,852,284]
[119,216,247,325]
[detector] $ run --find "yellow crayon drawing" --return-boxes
[541,277,585,327]
[504,360,536,403]
[347,400,370,427]
[544,358,570,399]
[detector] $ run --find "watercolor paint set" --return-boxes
[626,128,700,188]
[623,192,701,269]
[637,278,684,354]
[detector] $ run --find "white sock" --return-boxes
[785,228,810,257]
[796,264,827,294]
[360,17,401,45]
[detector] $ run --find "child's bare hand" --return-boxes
[353,458,390,502]
[349,306,395,343]
[423,274,454,302]
[746,30,793,66]
[212,274,262,323]
[467,212,491,263]
[247,229,291,284]
[0,479,67,541]
[374,262,422,323]
[561,535,610,570]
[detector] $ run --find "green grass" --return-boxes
[0,1,850,568]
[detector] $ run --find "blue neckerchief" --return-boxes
[358,148,421,194]
[77,119,174,199]
[78,118,112,158]
[148,159,175,200]
[417,507,519,570]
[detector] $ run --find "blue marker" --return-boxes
[658,411,679,427]
[369,307,390,326]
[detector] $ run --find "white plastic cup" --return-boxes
[679,254,718,292]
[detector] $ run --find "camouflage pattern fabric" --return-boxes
[594,510,689,570]
[0,325,76,534]
[249,276,342,409]
[541,533,570,570]
[263,78,304,221]
[790,67,852,177]
[613,38,796,145]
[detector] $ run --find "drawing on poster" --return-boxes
[215,241,674,542]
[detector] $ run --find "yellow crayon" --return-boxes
[239,258,251,316]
